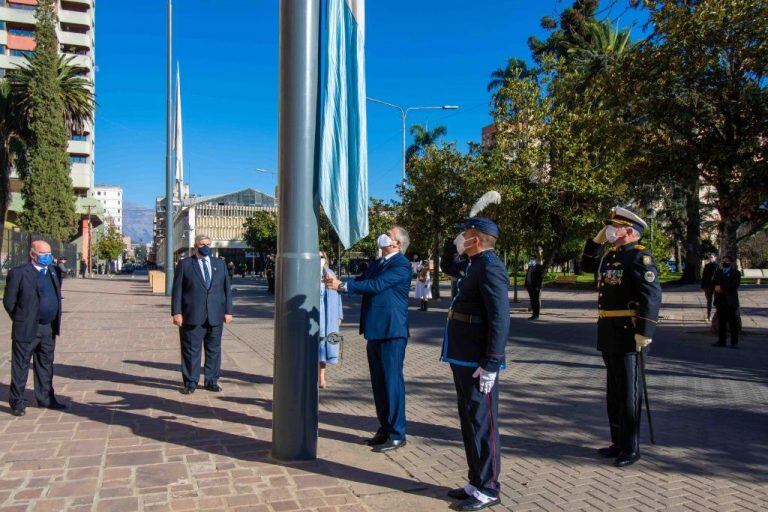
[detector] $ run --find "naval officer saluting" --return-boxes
[440,216,510,511]
[581,206,662,467]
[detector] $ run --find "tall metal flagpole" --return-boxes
[164,0,174,296]
[272,0,320,461]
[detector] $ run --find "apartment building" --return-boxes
[0,0,96,196]
[89,184,123,232]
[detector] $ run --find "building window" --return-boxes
[71,133,87,141]
[10,50,34,58]
[8,2,36,11]
[69,155,88,164]
[8,28,35,38]
[0,45,5,55]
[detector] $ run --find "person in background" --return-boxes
[712,254,741,348]
[319,251,343,388]
[524,257,545,320]
[414,259,432,311]
[55,257,69,283]
[3,241,66,416]
[265,254,276,294]
[701,253,718,322]
[227,260,235,279]
[80,258,87,278]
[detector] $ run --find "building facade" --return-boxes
[88,184,123,232]
[1,0,96,196]
[153,188,277,270]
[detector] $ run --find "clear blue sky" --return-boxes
[95,1,645,209]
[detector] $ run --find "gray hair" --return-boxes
[194,234,211,244]
[391,226,410,253]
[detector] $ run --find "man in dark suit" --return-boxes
[172,234,233,394]
[701,253,718,322]
[325,226,412,453]
[3,241,66,416]
[712,254,741,348]
[524,257,545,320]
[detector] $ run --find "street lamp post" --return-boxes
[366,97,458,186]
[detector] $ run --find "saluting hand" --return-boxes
[593,226,609,244]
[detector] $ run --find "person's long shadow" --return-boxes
[122,360,273,386]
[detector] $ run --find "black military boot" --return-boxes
[614,451,641,467]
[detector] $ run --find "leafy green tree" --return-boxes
[16,0,86,240]
[528,0,599,64]
[243,210,278,255]
[399,143,469,298]
[405,124,447,163]
[94,227,125,271]
[349,198,397,259]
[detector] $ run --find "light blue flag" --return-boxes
[315,0,369,249]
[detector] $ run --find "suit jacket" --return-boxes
[701,262,718,291]
[347,252,411,341]
[524,264,545,289]
[3,262,62,342]
[171,256,233,326]
[712,267,740,308]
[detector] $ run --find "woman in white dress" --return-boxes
[414,260,432,311]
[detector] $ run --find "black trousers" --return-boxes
[716,304,739,346]
[602,352,642,454]
[526,286,541,316]
[179,321,223,388]
[704,290,714,318]
[10,323,55,409]
[451,364,501,498]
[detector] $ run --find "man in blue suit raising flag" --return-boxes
[325,227,412,453]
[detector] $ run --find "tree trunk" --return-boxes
[680,179,702,284]
[719,217,740,262]
[0,143,11,268]
[431,235,440,299]
[512,246,519,303]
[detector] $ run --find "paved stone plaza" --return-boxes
[0,275,766,511]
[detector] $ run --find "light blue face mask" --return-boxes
[36,253,53,267]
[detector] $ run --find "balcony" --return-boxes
[0,7,35,25]
[62,0,93,5]
[64,53,92,69]
[59,9,92,28]
[70,161,94,190]
[58,30,92,48]
[67,139,92,155]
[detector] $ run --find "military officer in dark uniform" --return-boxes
[440,217,510,511]
[581,206,662,468]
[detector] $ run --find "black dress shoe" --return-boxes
[614,452,640,467]
[364,433,388,446]
[447,488,470,500]
[204,383,223,392]
[372,438,406,453]
[11,407,25,417]
[597,445,621,458]
[180,386,196,395]
[528,315,539,321]
[457,496,501,511]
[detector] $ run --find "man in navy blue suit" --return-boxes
[3,241,67,416]
[172,234,233,395]
[325,226,412,453]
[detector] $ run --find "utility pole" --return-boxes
[164,0,174,296]
[272,0,320,462]
[87,205,92,278]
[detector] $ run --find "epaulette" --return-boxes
[634,245,646,250]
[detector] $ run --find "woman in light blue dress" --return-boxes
[319,252,343,388]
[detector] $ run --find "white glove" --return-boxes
[593,226,609,244]
[472,367,497,394]
[635,334,652,352]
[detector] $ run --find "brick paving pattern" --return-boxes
[0,275,765,511]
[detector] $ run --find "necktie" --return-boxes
[202,259,211,288]
[39,268,46,277]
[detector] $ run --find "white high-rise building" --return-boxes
[89,185,123,232]
[0,0,96,196]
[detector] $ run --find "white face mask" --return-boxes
[377,233,394,249]
[605,225,620,243]
[320,258,326,270]
[454,233,467,256]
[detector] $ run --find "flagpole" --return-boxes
[164,0,174,296]
[272,0,320,461]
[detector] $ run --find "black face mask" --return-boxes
[722,262,731,268]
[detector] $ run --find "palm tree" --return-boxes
[565,19,634,79]
[487,57,533,92]
[406,124,447,163]
[0,54,94,252]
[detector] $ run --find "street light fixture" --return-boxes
[367,97,458,186]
